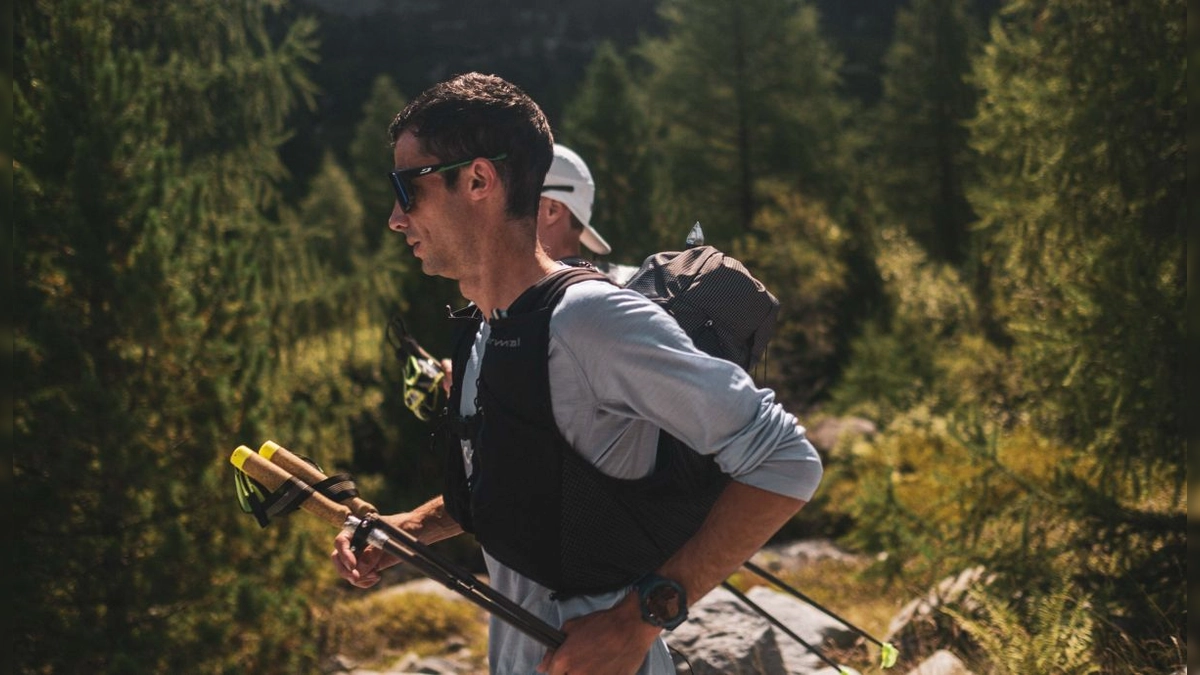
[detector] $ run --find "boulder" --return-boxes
[667,587,788,675]
[904,650,975,675]
[885,567,994,669]
[667,585,862,675]
[806,416,878,455]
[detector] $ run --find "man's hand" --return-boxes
[536,593,662,675]
[440,358,453,395]
[331,497,464,588]
[330,513,409,588]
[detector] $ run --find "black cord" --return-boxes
[668,645,693,674]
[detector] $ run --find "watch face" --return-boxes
[646,584,684,621]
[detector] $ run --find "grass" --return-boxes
[322,586,489,672]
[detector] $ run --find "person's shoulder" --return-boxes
[557,277,651,315]
[551,277,687,349]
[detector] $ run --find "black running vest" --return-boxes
[440,267,729,598]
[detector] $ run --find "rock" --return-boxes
[744,585,860,666]
[904,650,975,675]
[667,587,788,674]
[323,654,359,673]
[667,585,863,675]
[409,655,471,674]
[807,416,877,455]
[750,539,866,576]
[885,567,994,668]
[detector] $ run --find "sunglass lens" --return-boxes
[389,172,414,212]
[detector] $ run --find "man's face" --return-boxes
[388,132,474,279]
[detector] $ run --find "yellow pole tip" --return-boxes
[259,440,282,460]
[230,445,255,470]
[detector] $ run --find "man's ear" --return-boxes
[464,157,501,201]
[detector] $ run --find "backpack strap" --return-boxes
[506,265,613,315]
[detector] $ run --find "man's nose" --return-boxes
[388,201,408,232]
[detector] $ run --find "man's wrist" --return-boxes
[619,592,666,640]
[633,573,689,630]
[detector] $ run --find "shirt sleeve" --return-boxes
[548,281,823,501]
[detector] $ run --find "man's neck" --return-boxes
[458,229,559,319]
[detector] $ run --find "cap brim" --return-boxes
[581,224,612,256]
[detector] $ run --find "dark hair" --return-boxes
[389,73,553,220]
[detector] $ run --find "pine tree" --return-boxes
[340,74,464,497]
[872,0,980,265]
[559,42,658,262]
[966,0,1185,664]
[640,0,855,247]
[347,74,408,251]
[970,0,1185,490]
[11,2,361,672]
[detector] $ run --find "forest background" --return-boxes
[12,0,1190,673]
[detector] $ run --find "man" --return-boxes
[332,72,823,675]
[538,143,638,283]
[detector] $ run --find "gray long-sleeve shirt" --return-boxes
[459,275,823,674]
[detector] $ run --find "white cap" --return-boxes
[543,144,612,255]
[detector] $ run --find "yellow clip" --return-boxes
[259,440,282,461]
[230,445,255,470]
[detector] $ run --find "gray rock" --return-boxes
[904,650,974,675]
[744,585,859,671]
[667,587,788,675]
[667,586,863,675]
[409,655,471,674]
[807,416,877,455]
[323,654,359,674]
[886,567,994,668]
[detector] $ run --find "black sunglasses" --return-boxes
[388,153,507,213]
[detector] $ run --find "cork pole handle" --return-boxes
[230,446,351,528]
[258,440,378,519]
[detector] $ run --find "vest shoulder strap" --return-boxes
[507,266,613,315]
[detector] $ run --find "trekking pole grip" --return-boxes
[258,440,378,519]
[230,446,351,528]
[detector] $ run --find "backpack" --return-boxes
[623,245,780,373]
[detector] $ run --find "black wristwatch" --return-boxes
[634,573,689,630]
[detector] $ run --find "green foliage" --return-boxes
[323,590,486,665]
[337,74,463,500]
[560,42,658,262]
[11,1,393,672]
[731,188,850,405]
[870,0,980,265]
[946,575,1100,675]
[347,74,408,250]
[640,0,856,246]
[831,227,991,424]
[969,0,1185,493]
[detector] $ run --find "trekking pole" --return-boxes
[250,441,564,647]
[721,582,854,675]
[229,446,566,649]
[257,440,378,519]
[742,561,898,669]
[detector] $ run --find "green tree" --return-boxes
[731,187,851,406]
[641,0,855,247]
[347,74,408,251]
[10,2,367,672]
[871,0,980,265]
[560,42,658,262]
[341,78,464,499]
[969,0,1185,492]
